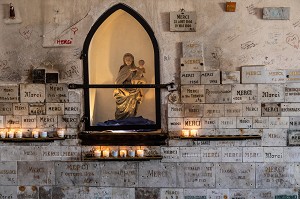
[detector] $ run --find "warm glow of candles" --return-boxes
[57,129,65,138]
[103,149,110,157]
[182,129,190,137]
[137,149,144,157]
[190,129,198,137]
[16,130,23,138]
[32,130,39,138]
[94,150,101,158]
[7,130,14,138]
[120,149,127,158]
[0,131,6,138]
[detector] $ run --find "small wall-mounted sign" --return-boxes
[32,69,45,83]
[170,9,196,32]
[46,73,59,83]
[263,7,290,20]
[288,130,300,146]
[226,2,236,12]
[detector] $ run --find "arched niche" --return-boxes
[80,3,165,144]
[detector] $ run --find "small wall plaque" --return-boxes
[32,69,45,83]
[170,10,196,32]
[263,7,290,20]
[288,130,300,146]
[226,2,236,12]
[46,73,59,83]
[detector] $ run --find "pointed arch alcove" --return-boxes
[77,3,167,145]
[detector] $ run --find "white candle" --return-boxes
[16,131,23,138]
[120,150,127,158]
[103,149,110,157]
[128,150,135,157]
[8,131,14,138]
[41,131,48,138]
[190,129,198,137]
[182,129,190,137]
[94,150,101,158]
[32,131,39,138]
[57,129,65,138]
[0,131,6,138]
[137,149,144,157]
[111,150,118,158]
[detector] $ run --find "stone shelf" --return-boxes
[84,155,163,161]
[0,137,65,142]
[180,135,261,140]
[79,131,168,146]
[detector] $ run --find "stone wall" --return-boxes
[1,0,300,198]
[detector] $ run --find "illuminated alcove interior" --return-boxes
[88,9,156,126]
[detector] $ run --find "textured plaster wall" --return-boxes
[0,0,300,198]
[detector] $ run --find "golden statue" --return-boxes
[113,53,146,120]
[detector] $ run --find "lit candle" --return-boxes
[40,131,47,138]
[32,130,39,138]
[128,149,136,157]
[57,129,65,138]
[103,149,110,157]
[137,149,144,157]
[111,150,118,158]
[182,129,190,137]
[120,150,127,158]
[0,131,6,138]
[190,129,198,137]
[7,131,14,138]
[94,150,101,158]
[15,130,23,138]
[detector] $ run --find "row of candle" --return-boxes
[94,148,145,158]
[182,129,199,137]
[0,129,65,139]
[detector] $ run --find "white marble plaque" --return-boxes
[58,115,80,128]
[0,162,17,185]
[262,129,287,146]
[263,7,290,20]
[184,104,203,117]
[20,84,45,103]
[12,103,28,115]
[37,115,57,128]
[168,117,183,131]
[179,147,201,162]
[201,71,220,85]
[168,104,184,117]
[181,85,205,103]
[203,104,225,117]
[177,163,215,188]
[243,147,264,162]
[286,70,300,83]
[201,118,218,129]
[253,117,269,128]
[21,115,37,128]
[161,147,179,162]
[201,147,222,162]
[242,104,261,116]
[287,130,300,146]
[284,147,300,162]
[289,117,300,130]
[268,117,289,129]
[281,103,300,116]
[182,41,203,57]
[263,147,284,162]
[205,85,231,103]
[218,117,236,129]
[216,163,255,188]
[284,83,300,102]
[170,11,196,32]
[0,103,13,115]
[161,189,184,199]
[0,85,19,102]
[261,103,281,117]
[241,65,266,83]
[181,72,201,85]
[46,84,69,102]
[225,104,243,117]
[258,84,284,103]
[180,57,204,72]
[232,84,257,103]
[28,103,46,115]
[236,117,252,129]
[221,71,240,84]
[265,69,286,83]
[222,147,242,162]
[5,115,21,128]
[256,163,295,188]
[46,103,64,115]
[184,118,201,129]
[183,189,207,199]
[207,189,229,199]
[64,103,81,115]
[139,162,176,187]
